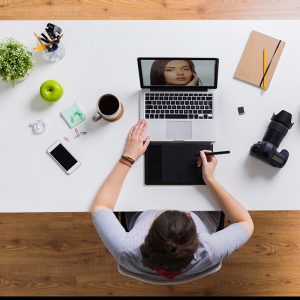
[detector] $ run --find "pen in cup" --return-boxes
[193,151,230,156]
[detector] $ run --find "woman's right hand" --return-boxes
[197,150,218,183]
[186,72,200,86]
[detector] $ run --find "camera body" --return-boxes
[250,141,289,168]
[250,110,293,168]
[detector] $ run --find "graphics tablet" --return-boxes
[144,141,213,185]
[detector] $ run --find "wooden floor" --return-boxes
[0,211,299,296]
[1,0,300,296]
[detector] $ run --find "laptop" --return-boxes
[138,57,219,142]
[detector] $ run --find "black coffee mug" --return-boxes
[93,94,124,122]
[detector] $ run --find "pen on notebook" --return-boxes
[193,151,230,156]
[263,48,267,90]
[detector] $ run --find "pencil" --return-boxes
[34,32,43,45]
[33,44,49,51]
[193,151,230,156]
[263,48,267,90]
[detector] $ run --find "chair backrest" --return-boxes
[118,262,222,285]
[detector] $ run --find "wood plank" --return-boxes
[1,0,300,20]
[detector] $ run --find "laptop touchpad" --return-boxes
[166,121,192,140]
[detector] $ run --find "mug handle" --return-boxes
[93,112,103,122]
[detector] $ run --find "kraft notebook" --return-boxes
[234,30,285,90]
[144,141,213,185]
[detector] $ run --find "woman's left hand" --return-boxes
[123,119,151,161]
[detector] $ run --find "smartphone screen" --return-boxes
[49,143,78,171]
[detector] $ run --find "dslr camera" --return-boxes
[250,110,293,168]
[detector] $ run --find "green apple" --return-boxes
[40,80,64,102]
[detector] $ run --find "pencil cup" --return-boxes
[42,42,65,63]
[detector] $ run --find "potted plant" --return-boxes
[0,37,35,85]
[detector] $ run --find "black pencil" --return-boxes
[193,151,230,156]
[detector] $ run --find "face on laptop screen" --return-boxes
[138,58,218,89]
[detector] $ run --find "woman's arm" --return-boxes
[91,119,150,214]
[197,151,254,236]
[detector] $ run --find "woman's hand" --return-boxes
[196,150,218,183]
[186,72,200,86]
[123,119,151,161]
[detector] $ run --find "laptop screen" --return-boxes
[138,57,219,89]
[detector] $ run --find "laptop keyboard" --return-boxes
[144,92,213,119]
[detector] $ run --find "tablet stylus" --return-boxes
[193,151,230,156]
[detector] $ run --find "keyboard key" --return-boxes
[165,114,188,119]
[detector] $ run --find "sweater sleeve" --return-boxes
[92,209,127,262]
[202,223,250,265]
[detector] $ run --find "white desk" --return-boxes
[0,20,299,212]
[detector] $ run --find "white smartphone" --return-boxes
[47,140,81,174]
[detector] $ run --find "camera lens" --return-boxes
[272,110,293,129]
[263,121,288,148]
[262,110,293,148]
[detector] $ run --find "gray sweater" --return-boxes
[92,209,249,282]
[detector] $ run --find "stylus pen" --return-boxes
[193,151,230,156]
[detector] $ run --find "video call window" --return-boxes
[139,58,218,88]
